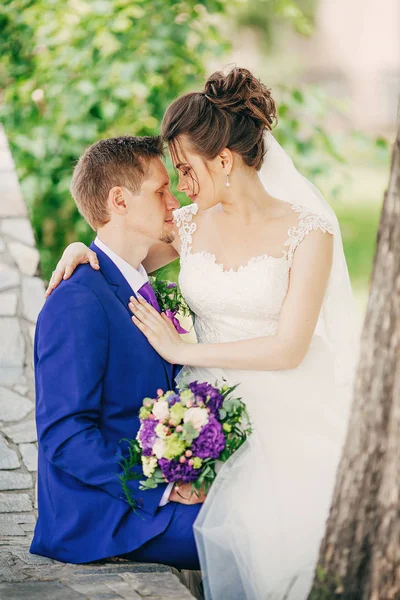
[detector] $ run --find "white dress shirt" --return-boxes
[94,237,173,507]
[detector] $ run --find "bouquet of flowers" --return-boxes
[149,276,194,334]
[119,381,252,509]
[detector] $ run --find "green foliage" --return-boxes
[334,201,381,291]
[236,0,317,46]
[150,276,192,317]
[0,0,228,280]
[116,437,143,514]
[274,84,346,182]
[0,0,388,295]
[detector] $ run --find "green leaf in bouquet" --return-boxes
[139,478,158,490]
[117,438,144,515]
[218,408,227,420]
[222,398,234,414]
[219,448,231,462]
[180,422,200,444]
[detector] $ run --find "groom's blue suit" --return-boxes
[30,243,201,566]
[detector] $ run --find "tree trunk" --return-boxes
[309,112,400,599]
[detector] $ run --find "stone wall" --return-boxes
[0,124,44,538]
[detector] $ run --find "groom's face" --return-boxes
[123,158,179,243]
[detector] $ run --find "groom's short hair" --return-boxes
[71,135,164,231]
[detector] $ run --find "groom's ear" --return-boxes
[109,186,128,216]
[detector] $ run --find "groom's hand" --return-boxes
[169,483,206,505]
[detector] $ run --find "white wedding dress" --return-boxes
[173,200,353,600]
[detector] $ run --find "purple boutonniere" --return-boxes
[149,277,193,334]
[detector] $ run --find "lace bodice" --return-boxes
[174,203,334,344]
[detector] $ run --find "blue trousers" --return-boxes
[119,503,201,571]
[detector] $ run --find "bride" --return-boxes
[46,68,359,599]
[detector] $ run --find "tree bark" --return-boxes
[309,112,400,599]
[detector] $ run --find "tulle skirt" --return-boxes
[177,336,350,600]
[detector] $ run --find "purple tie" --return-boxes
[137,282,161,313]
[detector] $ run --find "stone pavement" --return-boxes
[0,127,196,599]
[0,537,195,599]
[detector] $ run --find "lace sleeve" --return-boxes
[173,203,199,260]
[284,205,334,267]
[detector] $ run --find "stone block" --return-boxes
[13,385,28,396]
[0,150,15,172]
[0,265,19,292]
[1,219,35,247]
[8,242,39,276]
[0,521,26,536]
[0,493,32,512]
[0,293,18,316]
[19,522,35,532]
[9,547,52,565]
[0,174,27,218]
[0,512,35,523]
[0,387,33,422]
[19,443,37,472]
[0,128,8,150]
[0,317,25,385]
[21,277,45,323]
[0,581,86,599]
[0,435,20,469]
[0,318,24,366]
[0,368,24,387]
[0,472,33,491]
[3,420,37,444]
[28,324,36,345]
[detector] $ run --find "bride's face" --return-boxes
[170,136,228,210]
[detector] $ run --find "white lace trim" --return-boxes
[173,203,199,259]
[283,204,334,267]
[174,202,334,269]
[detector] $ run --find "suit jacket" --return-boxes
[30,243,178,563]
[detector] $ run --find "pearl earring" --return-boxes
[226,174,231,188]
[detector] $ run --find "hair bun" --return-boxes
[204,67,277,130]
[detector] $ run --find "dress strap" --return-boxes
[284,205,335,267]
[173,203,199,260]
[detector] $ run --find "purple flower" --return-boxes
[188,381,224,413]
[138,419,157,456]
[166,282,177,289]
[166,392,180,406]
[192,417,225,459]
[159,458,200,483]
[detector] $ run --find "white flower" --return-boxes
[153,438,166,459]
[155,423,168,439]
[142,456,157,478]
[184,407,209,431]
[152,399,170,422]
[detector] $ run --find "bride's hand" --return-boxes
[45,242,99,297]
[129,296,184,364]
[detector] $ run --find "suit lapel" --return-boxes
[90,242,173,388]
[90,242,137,315]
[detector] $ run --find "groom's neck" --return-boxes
[96,226,150,271]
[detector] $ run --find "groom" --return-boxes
[30,136,204,568]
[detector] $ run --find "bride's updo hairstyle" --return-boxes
[161,67,277,170]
